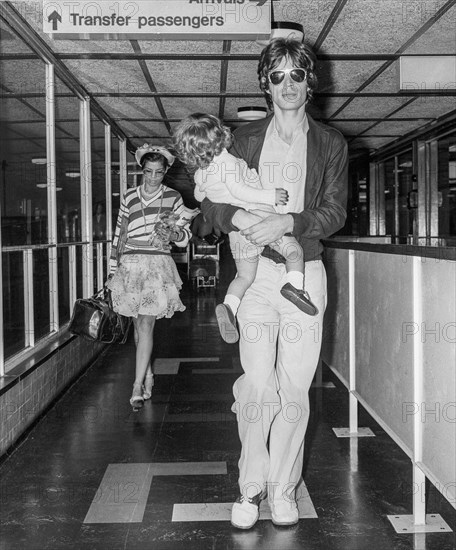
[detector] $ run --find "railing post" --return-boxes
[80,97,93,298]
[105,124,113,274]
[333,249,374,440]
[23,249,34,348]
[46,62,59,332]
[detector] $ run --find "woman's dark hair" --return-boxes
[258,38,318,110]
[139,152,169,170]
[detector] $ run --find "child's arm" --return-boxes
[223,164,278,206]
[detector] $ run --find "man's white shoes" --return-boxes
[230,493,263,529]
[270,499,299,526]
[231,494,299,529]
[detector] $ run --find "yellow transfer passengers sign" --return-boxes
[43,0,271,40]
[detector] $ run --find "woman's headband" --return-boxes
[135,144,175,167]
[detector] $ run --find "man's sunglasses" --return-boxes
[267,68,307,86]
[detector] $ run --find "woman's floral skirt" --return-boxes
[108,253,185,319]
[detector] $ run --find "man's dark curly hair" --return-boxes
[258,38,318,110]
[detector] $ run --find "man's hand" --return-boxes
[241,213,294,246]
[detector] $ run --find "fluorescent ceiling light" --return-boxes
[65,171,80,178]
[112,192,120,196]
[36,183,47,188]
[399,55,456,92]
[237,106,268,121]
[257,22,304,47]
[56,187,62,191]
[31,158,47,164]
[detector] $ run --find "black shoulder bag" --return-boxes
[69,287,132,344]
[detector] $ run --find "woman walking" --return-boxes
[108,144,191,411]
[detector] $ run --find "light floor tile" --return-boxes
[171,495,317,522]
[85,462,227,524]
[84,463,154,524]
[151,461,227,476]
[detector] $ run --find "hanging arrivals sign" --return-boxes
[43,0,271,40]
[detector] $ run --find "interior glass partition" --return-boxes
[91,114,107,290]
[111,136,121,234]
[397,150,414,240]
[372,133,455,246]
[438,132,456,246]
[55,75,81,326]
[384,158,396,238]
[0,19,47,360]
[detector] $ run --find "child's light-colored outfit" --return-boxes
[194,148,277,262]
[108,184,190,319]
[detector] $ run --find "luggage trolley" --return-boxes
[170,243,191,279]
[189,239,220,288]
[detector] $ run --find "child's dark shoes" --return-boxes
[280,283,318,316]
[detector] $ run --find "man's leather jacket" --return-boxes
[201,113,348,263]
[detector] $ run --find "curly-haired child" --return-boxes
[173,113,317,343]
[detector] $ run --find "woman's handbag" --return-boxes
[69,287,132,344]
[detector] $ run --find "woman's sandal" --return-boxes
[130,383,144,412]
[142,373,154,400]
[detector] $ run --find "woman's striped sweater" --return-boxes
[109,185,191,273]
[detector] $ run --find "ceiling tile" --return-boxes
[63,60,150,93]
[361,62,400,94]
[328,120,375,136]
[360,119,430,137]
[393,96,456,119]
[317,60,388,93]
[1,59,46,94]
[1,98,45,121]
[139,40,222,53]
[55,96,81,120]
[120,120,170,141]
[403,4,456,54]
[161,98,220,119]
[334,96,412,118]
[144,60,221,93]
[96,97,162,119]
[320,0,450,54]
[309,97,358,119]
[226,60,263,94]
[0,18,36,53]
[55,121,79,138]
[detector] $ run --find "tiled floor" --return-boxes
[0,250,455,550]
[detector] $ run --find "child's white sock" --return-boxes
[285,271,304,290]
[224,294,241,316]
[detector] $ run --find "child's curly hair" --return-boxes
[173,113,232,171]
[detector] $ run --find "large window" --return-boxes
[370,132,455,245]
[0,20,47,360]
[0,19,124,372]
[438,132,456,245]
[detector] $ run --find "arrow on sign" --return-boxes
[249,0,268,5]
[48,10,62,31]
